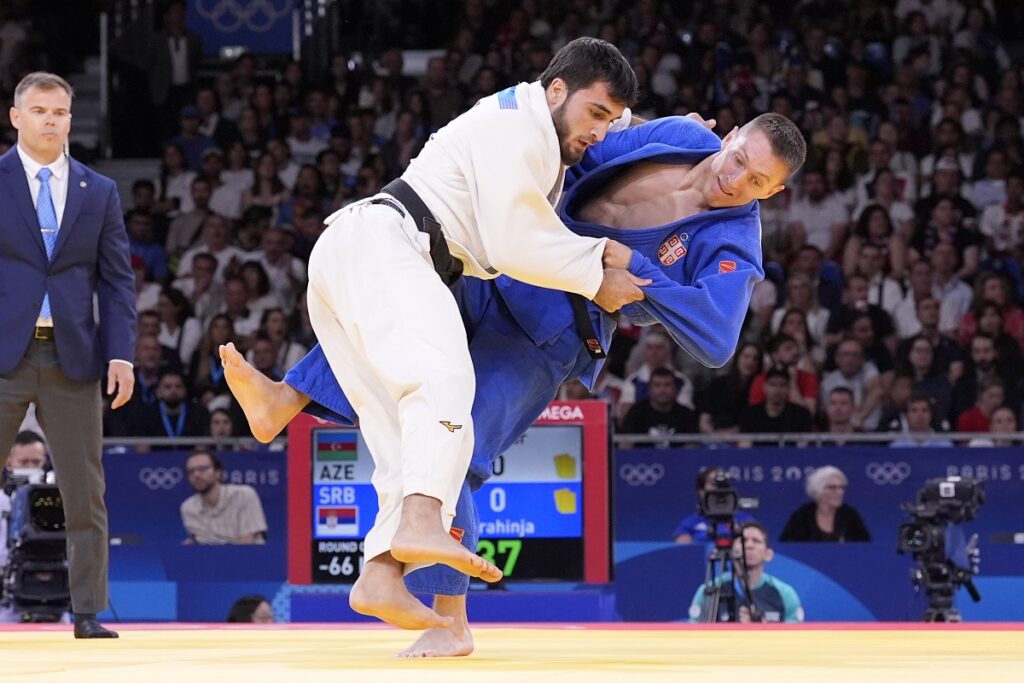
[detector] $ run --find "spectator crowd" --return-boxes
[1,0,1021,447]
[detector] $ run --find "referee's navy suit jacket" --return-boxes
[0,147,136,381]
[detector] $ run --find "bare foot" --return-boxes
[220,342,308,443]
[398,595,473,658]
[349,553,453,630]
[391,495,503,583]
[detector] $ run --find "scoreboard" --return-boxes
[288,401,611,585]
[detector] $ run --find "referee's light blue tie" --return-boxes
[36,167,59,321]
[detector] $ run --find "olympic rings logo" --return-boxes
[197,0,293,33]
[619,463,665,487]
[865,461,912,486]
[138,467,184,490]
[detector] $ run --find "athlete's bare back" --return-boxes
[576,160,711,229]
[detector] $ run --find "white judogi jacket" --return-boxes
[401,81,608,299]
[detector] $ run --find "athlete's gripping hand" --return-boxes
[593,268,651,312]
[602,239,634,269]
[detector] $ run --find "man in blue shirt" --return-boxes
[674,467,754,544]
[689,521,804,623]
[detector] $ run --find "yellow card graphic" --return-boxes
[553,452,576,479]
[554,488,577,515]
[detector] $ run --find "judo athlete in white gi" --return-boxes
[303,38,642,630]
[224,112,807,653]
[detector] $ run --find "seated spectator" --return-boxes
[156,287,202,369]
[779,466,871,542]
[967,406,1019,447]
[784,168,850,259]
[621,367,698,446]
[956,272,1024,350]
[854,242,904,316]
[181,449,267,544]
[909,194,982,281]
[221,275,262,340]
[199,147,243,220]
[837,312,897,382]
[978,170,1023,267]
[968,148,1009,212]
[278,164,332,227]
[888,392,954,447]
[168,104,215,171]
[238,260,280,318]
[825,273,897,354]
[971,301,1024,379]
[177,214,248,281]
[895,296,964,382]
[956,378,1006,434]
[769,272,828,350]
[820,387,867,446]
[173,252,224,326]
[190,314,235,399]
[254,227,307,312]
[618,329,695,422]
[133,370,210,440]
[165,176,212,259]
[738,365,814,445]
[254,308,307,377]
[893,260,934,339]
[929,241,974,337]
[154,142,196,218]
[952,332,1014,419]
[674,467,754,544]
[220,140,252,191]
[249,334,283,381]
[209,407,236,440]
[775,308,823,372]
[133,255,162,315]
[843,201,909,282]
[698,342,763,433]
[820,339,883,430]
[125,209,169,283]
[227,594,274,623]
[748,333,819,415]
[897,334,954,424]
[241,152,288,213]
[689,521,803,623]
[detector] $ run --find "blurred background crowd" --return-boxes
[0,0,1021,446]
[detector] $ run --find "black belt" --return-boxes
[371,178,464,287]
[33,326,55,341]
[568,294,606,359]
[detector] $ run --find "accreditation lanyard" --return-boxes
[159,403,188,437]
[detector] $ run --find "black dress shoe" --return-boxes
[73,619,119,639]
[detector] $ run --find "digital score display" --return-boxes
[288,401,611,587]
[309,424,584,583]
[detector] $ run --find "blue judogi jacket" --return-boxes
[284,117,764,593]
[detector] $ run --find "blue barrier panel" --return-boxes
[613,542,1024,622]
[613,447,1024,545]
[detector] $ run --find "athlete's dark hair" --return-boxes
[540,37,638,106]
[748,113,807,177]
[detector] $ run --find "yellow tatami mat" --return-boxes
[1,623,1021,683]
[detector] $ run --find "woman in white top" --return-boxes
[771,272,829,350]
[155,143,196,217]
[239,260,281,317]
[157,287,203,368]
[241,152,288,214]
[254,307,307,375]
[221,140,255,192]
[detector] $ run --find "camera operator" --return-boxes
[688,521,803,623]
[0,430,68,623]
[674,467,754,544]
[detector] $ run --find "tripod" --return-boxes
[697,520,759,623]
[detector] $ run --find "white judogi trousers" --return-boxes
[307,199,476,564]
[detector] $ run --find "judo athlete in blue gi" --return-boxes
[222,113,806,655]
